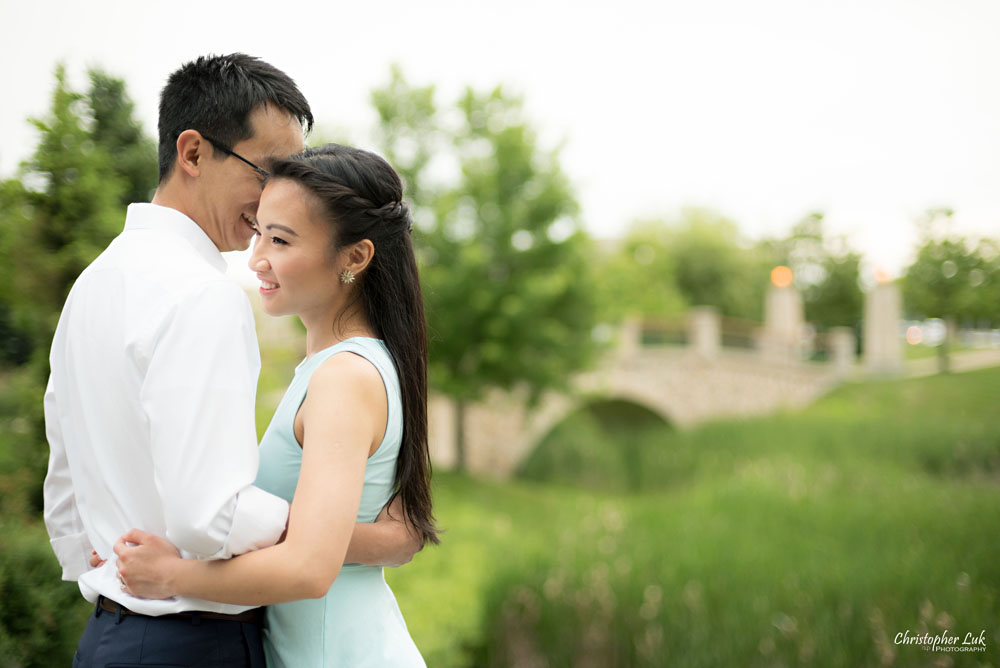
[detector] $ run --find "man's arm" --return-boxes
[347,495,423,567]
[43,376,94,580]
[141,280,287,559]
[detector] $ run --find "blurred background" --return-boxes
[1,1,999,666]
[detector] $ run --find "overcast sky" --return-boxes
[2,0,998,277]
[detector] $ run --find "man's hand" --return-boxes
[344,495,423,567]
[374,496,423,567]
[114,528,183,599]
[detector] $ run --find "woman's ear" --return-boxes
[343,239,375,278]
[175,130,207,178]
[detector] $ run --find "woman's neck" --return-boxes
[301,306,375,357]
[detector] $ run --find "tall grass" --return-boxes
[388,368,1000,666]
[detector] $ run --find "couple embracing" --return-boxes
[43,53,437,667]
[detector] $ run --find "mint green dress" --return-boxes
[254,337,425,667]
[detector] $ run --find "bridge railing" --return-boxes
[633,312,760,352]
[622,308,856,375]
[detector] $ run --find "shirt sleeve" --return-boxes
[43,376,94,581]
[140,279,288,559]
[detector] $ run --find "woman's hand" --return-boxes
[114,528,182,599]
[89,550,106,569]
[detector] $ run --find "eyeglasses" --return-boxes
[200,134,270,180]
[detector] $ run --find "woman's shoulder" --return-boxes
[307,345,385,400]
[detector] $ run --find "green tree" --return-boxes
[802,249,864,330]
[969,238,1000,325]
[1,67,125,370]
[371,65,441,213]
[372,70,600,469]
[757,213,863,330]
[663,209,767,321]
[902,209,982,372]
[592,219,686,322]
[88,69,158,206]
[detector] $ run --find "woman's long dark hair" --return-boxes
[269,144,438,545]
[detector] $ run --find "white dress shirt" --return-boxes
[43,203,289,615]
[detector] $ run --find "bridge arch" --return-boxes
[515,395,674,490]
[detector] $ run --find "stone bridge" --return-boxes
[427,304,858,477]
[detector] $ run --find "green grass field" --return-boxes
[11,364,996,666]
[386,367,1000,666]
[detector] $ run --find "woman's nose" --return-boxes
[248,242,269,271]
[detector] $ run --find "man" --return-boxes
[44,54,419,667]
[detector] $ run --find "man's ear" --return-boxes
[175,130,207,178]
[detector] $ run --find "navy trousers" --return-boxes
[72,596,266,668]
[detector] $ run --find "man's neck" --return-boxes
[151,184,218,249]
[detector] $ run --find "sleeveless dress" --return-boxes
[254,337,425,667]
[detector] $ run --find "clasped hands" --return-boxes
[92,496,421,599]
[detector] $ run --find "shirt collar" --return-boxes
[123,203,227,273]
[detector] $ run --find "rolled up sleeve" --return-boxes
[43,377,94,580]
[140,280,288,559]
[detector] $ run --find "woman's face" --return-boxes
[249,179,340,319]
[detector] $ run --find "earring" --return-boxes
[340,269,355,284]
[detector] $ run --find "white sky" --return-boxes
[2,0,999,277]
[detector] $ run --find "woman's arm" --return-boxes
[116,352,385,604]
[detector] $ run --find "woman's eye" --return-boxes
[271,236,288,246]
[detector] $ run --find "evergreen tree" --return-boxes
[0,64,129,514]
[87,69,158,206]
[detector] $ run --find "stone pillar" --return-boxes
[828,326,856,378]
[863,281,903,375]
[427,394,457,470]
[760,285,805,362]
[689,306,720,359]
[617,316,642,359]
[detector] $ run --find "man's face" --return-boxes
[197,106,304,252]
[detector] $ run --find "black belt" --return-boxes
[97,595,264,625]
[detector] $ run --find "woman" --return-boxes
[114,144,438,667]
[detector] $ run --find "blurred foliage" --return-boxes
[372,67,601,468]
[599,210,767,321]
[902,208,1000,372]
[903,209,1000,325]
[0,520,92,668]
[1,67,120,371]
[756,212,864,330]
[597,209,864,331]
[665,210,771,321]
[592,220,687,322]
[88,70,159,206]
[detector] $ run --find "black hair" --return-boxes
[270,144,439,545]
[157,53,313,183]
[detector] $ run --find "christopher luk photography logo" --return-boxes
[894,628,988,653]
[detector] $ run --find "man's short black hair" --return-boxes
[157,53,314,183]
